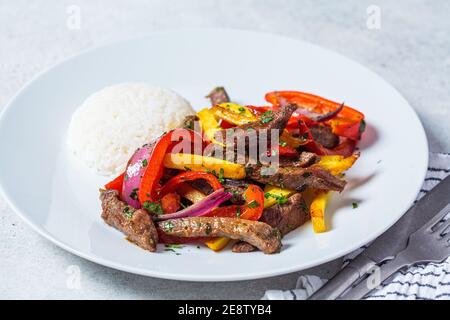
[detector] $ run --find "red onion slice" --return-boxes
[121,142,154,208]
[153,189,232,221]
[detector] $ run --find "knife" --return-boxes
[309,174,450,300]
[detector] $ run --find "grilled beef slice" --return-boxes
[247,164,346,192]
[206,87,230,105]
[232,241,257,253]
[213,104,298,160]
[232,193,309,253]
[309,125,339,149]
[278,152,319,168]
[100,190,158,252]
[261,193,309,235]
[158,217,282,254]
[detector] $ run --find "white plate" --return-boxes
[0,29,428,281]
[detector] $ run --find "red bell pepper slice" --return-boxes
[138,129,203,204]
[159,171,223,199]
[208,184,264,221]
[104,172,125,193]
[265,91,365,140]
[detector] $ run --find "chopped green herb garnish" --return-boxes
[264,192,289,205]
[165,244,184,249]
[359,120,366,134]
[260,111,274,124]
[279,140,287,147]
[129,188,139,201]
[123,206,134,218]
[164,221,174,232]
[143,201,164,215]
[142,159,148,167]
[218,168,225,184]
[205,223,212,235]
[352,202,359,209]
[238,107,246,114]
[247,200,260,209]
[183,166,192,171]
[236,207,241,218]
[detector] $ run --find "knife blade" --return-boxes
[309,174,450,300]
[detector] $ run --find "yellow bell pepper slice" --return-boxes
[210,103,257,126]
[196,108,222,144]
[163,153,246,179]
[318,153,359,175]
[310,190,331,233]
[177,183,206,203]
[263,185,296,208]
[205,237,231,252]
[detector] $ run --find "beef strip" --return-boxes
[206,87,230,105]
[232,241,257,253]
[309,125,339,149]
[232,193,309,253]
[158,217,282,254]
[100,190,158,252]
[278,151,319,168]
[261,193,310,235]
[247,164,346,192]
[212,104,298,162]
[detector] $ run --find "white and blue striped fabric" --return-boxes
[263,152,450,300]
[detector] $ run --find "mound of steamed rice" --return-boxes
[67,83,194,176]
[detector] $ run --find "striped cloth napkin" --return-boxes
[263,152,450,300]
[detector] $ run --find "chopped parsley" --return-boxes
[264,192,289,205]
[279,140,287,147]
[238,107,246,114]
[218,168,225,184]
[165,244,184,249]
[164,221,174,232]
[236,207,241,218]
[143,201,164,215]
[142,159,148,167]
[260,111,274,124]
[359,120,366,134]
[129,188,139,201]
[247,200,260,209]
[352,202,359,209]
[183,166,192,171]
[122,206,134,218]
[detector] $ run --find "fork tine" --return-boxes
[426,209,450,232]
[434,218,450,234]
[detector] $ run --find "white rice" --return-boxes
[67,83,194,176]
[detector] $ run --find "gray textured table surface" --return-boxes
[1,0,449,299]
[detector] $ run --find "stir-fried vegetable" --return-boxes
[265,91,365,140]
[263,185,295,208]
[310,190,330,233]
[163,153,246,179]
[138,129,200,205]
[197,108,222,144]
[318,153,360,175]
[104,172,125,193]
[310,153,360,232]
[159,171,223,198]
[210,103,257,126]
[177,183,207,203]
[155,189,232,221]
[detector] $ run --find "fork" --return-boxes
[339,206,450,300]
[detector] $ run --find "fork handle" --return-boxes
[308,254,376,300]
[339,253,411,300]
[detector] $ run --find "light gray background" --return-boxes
[1,0,449,299]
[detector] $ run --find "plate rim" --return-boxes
[0,28,429,281]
